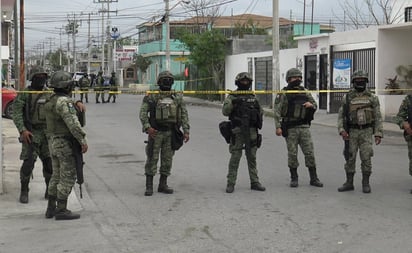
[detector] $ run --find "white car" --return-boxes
[73,72,86,82]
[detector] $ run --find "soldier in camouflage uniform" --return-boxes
[95,70,106,103]
[79,73,90,103]
[106,71,118,103]
[394,94,412,194]
[274,68,323,188]
[44,71,88,220]
[223,72,266,193]
[337,70,383,193]
[12,67,53,203]
[139,71,190,196]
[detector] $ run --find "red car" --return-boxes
[2,86,17,119]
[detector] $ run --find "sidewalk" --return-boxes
[0,118,81,216]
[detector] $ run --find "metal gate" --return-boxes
[329,48,376,113]
[251,57,273,107]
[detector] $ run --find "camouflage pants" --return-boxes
[284,127,316,169]
[227,128,260,185]
[144,130,175,176]
[344,128,374,173]
[95,88,105,102]
[19,127,52,181]
[48,137,76,200]
[406,137,412,176]
[79,88,89,102]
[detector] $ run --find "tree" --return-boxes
[334,0,405,30]
[133,54,152,84]
[177,29,226,100]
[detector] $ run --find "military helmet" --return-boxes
[49,71,74,89]
[235,72,253,85]
[157,71,174,85]
[285,68,302,82]
[352,70,369,83]
[29,66,48,81]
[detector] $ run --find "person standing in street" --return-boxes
[106,71,118,103]
[44,71,88,220]
[394,94,412,194]
[222,72,266,193]
[12,67,53,203]
[273,68,323,188]
[139,71,190,196]
[95,70,106,103]
[337,70,383,193]
[79,73,90,103]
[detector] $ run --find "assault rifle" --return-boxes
[22,92,35,169]
[72,139,84,198]
[343,95,350,161]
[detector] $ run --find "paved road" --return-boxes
[1,93,411,253]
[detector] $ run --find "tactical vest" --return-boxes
[229,94,262,129]
[44,94,72,136]
[29,90,48,126]
[348,93,374,125]
[148,94,180,130]
[282,87,313,122]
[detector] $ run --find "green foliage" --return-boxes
[133,54,152,73]
[233,18,267,38]
[176,29,226,98]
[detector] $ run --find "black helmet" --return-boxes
[285,68,302,82]
[49,71,74,89]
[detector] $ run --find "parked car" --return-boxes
[2,86,17,118]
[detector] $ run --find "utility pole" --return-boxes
[94,0,118,75]
[165,0,170,71]
[272,0,280,103]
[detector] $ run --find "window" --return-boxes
[405,7,412,22]
[126,68,134,79]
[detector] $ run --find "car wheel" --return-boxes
[4,101,14,119]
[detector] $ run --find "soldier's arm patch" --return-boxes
[67,102,76,114]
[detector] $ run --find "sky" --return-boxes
[22,0,345,53]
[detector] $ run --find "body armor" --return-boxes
[229,95,262,129]
[30,93,48,126]
[282,87,314,123]
[155,97,178,124]
[349,94,374,125]
[45,95,72,136]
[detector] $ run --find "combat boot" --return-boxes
[362,172,371,193]
[251,182,266,191]
[158,175,173,194]
[19,180,29,204]
[308,167,323,187]
[145,175,154,196]
[45,195,57,219]
[289,168,299,187]
[338,172,355,192]
[226,183,235,193]
[55,199,80,220]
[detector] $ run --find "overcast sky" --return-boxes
[23,0,344,52]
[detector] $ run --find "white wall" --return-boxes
[225,49,298,91]
[377,24,412,119]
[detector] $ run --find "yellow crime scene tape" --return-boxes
[2,88,412,95]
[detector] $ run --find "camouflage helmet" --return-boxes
[49,71,74,89]
[285,68,302,82]
[157,71,174,85]
[352,70,369,82]
[29,66,48,81]
[235,72,253,85]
